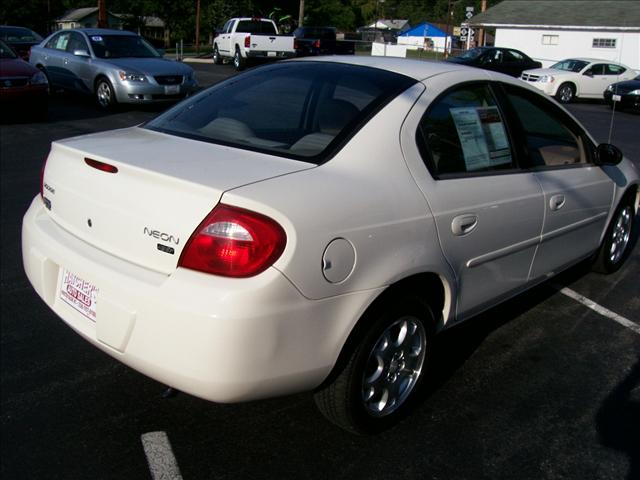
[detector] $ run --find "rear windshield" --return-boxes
[236,20,277,35]
[145,62,416,164]
[88,34,159,59]
[295,28,336,40]
[0,27,42,42]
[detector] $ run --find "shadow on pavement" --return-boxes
[596,359,640,480]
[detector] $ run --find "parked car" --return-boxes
[445,46,542,77]
[213,17,296,70]
[0,25,43,60]
[604,74,640,111]
[23,57,639,434]
[293,26,355,56]
[520,58,637,103]
[30,28,198,110]
[0,39,48,119]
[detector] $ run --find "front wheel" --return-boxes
[95,78,117,111]
[555,83,575,103]
[592,197,636,273]
[233,48,246,71]
[314,295,434,434]
[213,45,222,65]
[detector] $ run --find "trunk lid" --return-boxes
[42,127,312,274]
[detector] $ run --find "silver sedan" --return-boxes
[30,28,198,109]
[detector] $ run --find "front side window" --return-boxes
[417,84,514,177]
[587,64,606,75]
[146,62,415,163]
[503,85,588,168]
[66,32,88,53]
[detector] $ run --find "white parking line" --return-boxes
[141,431,183,480]
[557,286,640,335]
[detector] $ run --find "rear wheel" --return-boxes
[593,196,636,273]
[233,47,246,71]
[95,77,117,111]
[555,83,575,103]
[314,295,434,434]
[213,45,222,65]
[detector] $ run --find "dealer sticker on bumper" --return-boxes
[164,85,180,95]
[59,269,99,322]
[612,94,622,102]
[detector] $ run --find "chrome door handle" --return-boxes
[451,214,478,236]
[63,58,69,64]
[550,194,566,211]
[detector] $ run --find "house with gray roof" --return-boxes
[56,7,124,30]
[467,0,640,69]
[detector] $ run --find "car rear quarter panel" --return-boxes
[222,82,455,311]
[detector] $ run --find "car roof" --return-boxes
[289,55,479,81]
[74,28,137,36]
[560,57,621,64]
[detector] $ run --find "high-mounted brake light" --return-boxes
[179,204,286,278]
[244,35,251,48]
[85,157,118,173]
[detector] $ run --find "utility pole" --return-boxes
[97,0,107,28]
[195,0,201,54]
[444,0,452,58]
[298,0,305,28]
[478,0,487,46]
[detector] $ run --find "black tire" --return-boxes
[592,196,636,273]
[314,295,434,434]
[95,77,118,111]
[213,45,222,65]
[555,83,575,103]
[233,47,246,71]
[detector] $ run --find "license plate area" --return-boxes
[164,84,180,95]
[267,51,276,57]
[59,269,99,322]
[612,94,622,102]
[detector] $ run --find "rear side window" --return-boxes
[417,83,514,177]
[503,85,588,168]
[605,64,626,75]
[146,62,415,163]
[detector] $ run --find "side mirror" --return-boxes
[596,143,623,166]
[583,69,593,77]
[73,49,90,57]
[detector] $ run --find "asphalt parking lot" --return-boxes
[1,61,639,480]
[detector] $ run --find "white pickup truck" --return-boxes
[213,17,296,70]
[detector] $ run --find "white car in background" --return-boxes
[22,57,639,434]
[520,58,636,103]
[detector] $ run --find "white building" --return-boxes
[468,0,640,69]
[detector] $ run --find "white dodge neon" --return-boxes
[22,57,639,433]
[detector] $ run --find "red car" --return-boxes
[0,39,48,119]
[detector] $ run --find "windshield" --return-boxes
[0,27,42,42]
[145,62,416,163]
[457,48,485,60]
[550,59,589,72]
[0,40,18,59]
[88,34,159,59]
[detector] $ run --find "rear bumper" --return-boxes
[0,84,48,102]
[245,50,296,59]
[22,197,375,402]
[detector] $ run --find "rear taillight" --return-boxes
[244,35,250,48]
[294,39,299,49]
[179,204,286,278]
[314,40,321,49]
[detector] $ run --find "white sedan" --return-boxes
[520,58,637,103]
[22,57,639,434]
